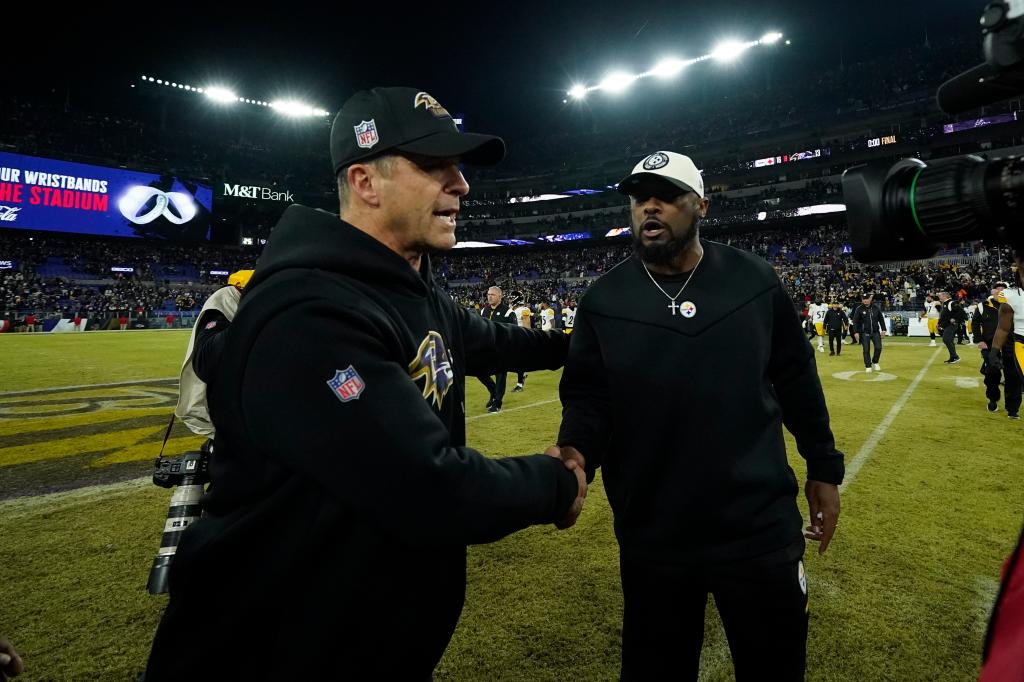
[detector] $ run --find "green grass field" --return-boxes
[0,330,1021,680]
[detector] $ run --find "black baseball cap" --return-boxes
[330,87,505,174]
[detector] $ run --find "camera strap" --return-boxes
[158,414,176,459]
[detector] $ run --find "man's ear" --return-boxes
[347,163,382,207]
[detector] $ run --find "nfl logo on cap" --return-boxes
[354,119,379,149]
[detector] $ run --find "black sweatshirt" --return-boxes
[973,297,1001,344]
[823,308,849,332]
[851,303,886,335]
[558,241,844,564]
[146,205,577,679]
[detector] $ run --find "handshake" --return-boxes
[545,445,588,530]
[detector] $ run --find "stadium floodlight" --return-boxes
[760,31,783,44]
[599,71,637,94]
[711,40,750,61]
[568,84,588,100]
[204,87,238,103]
[270,100,330,118]
[156,79,163,84]
[649,57,687,78]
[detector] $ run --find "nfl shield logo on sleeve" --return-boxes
[354,119,379,149]
[327,366,366,403]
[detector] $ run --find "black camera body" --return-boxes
[152,449,210,489]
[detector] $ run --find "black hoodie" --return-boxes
[146,205,576,679]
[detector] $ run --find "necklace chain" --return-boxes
[641,249,704,303]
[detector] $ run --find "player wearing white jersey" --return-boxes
[562,304,576,334]
[921,295,941,346]
[509,293,531,391]
[539,302,556,332]
[807,301,827,352]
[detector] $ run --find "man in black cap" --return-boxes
[145,87,586,679]
[557,151,844,681]
[850,293,887,373]
[937,291,966,364]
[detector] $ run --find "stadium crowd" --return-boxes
[2,220,1014,330]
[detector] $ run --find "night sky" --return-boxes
[12,1,985,141]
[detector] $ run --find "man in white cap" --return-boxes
[557,151,845,680]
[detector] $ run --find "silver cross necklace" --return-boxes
[640,248,704,316]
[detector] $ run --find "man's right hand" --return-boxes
[978,341,988,350]
[0,632,23,680]
[546,446,587,529]
[987,349,1004,373]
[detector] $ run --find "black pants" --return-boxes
[515,371,526,385]
[828,330,843,354]
[476,373,507,407]
[983,346,1023,416]
[619,545,808,682]
[942,326,959,361]
[860,332,882,367]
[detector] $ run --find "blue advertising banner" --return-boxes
[0,151,213,240]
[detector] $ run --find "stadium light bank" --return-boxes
[566,31,786,101]
[138,75,330,118]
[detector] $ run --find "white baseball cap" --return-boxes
[617,151,704,198]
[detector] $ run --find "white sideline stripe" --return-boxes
[0,377,178,397]
[974,576,1000,636]
[840,347,943,491]
[467,399,559,420]
[0,476,152,515]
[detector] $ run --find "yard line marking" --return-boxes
[0,476,152,515]
[467,399,560,420]
[841,347,943,491]
[0,378,178,397]
[973,576,1000,636]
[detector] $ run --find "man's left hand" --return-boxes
[804,480,840,555]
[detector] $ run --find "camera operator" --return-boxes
[938,292,967,365]
[973,281,1020,417]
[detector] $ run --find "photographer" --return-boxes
[174,270,254,436]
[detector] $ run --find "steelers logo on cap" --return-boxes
[642,152,670,170]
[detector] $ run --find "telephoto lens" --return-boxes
[146,446,211,595]
[843,155,1024,263]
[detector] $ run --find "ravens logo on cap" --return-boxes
[414,92,451,118]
